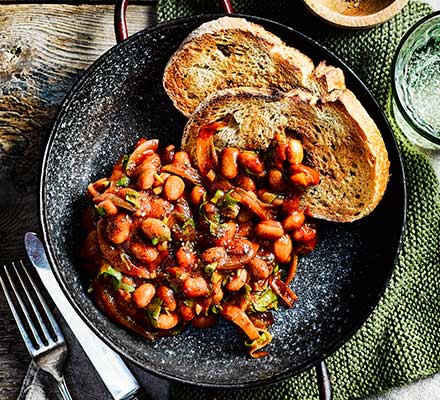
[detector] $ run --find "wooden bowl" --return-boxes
[302,0,409,28]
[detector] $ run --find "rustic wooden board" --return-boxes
[0,5,155,399]
[0,3,155,258]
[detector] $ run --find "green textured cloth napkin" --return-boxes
[157,1,440,399]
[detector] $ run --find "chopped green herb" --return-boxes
[260,192,281,204]
[119,283,135,293]
[218,190,240,218]
[211,271,222,284]
[209,222,228,238]
[273,264,280,274]
[125,190,140,208]
[210,190,225,205]
[172,212,186,222]
[98,264,134,292]
[98,264,122,281]
[221,190,238,207]
[210,211,221,224]
[182,218,195,230]
[149,225,171,245]
[154,173,164,184]
[121,154,130,170]
[148,298,163,326]
[211,304,223,314]
[244,284,252,293]
[204,262,218,274]
[120,253,132,270]
[242,150,257,156]
[199,199,224,237]
[245,331,271,347]
[183,299,194,307]
[95,205,106,217]
[116,174,130,187]
[243,284,253,301]
[199,199,209,220]
[221,204,240,219]
[250,287,279,313]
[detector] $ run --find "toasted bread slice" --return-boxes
[182,87,389,222]
[163,17,345,117]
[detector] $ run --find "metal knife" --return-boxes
[24,232,143,400]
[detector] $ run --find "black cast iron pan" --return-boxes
[39,0,406,397]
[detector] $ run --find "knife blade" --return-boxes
[24,232,141,400]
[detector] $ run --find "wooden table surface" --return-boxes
[0,4,158,399]
[1,1,440,400]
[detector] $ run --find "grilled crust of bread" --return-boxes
[182,87,389,222]
[163,17,345,117]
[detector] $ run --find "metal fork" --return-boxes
[0,261,73,400]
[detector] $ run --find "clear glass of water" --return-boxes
[392,11,440,150]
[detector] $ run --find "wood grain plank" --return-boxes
[0,301,29,400]
[0,5,156,398]
[0,4,155,262]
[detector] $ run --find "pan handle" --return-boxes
[115,0,129,43]
[220,0,235,14]
[114,0,235,42]
[316,361,333,400]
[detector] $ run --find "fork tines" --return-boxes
[0,261,64,355]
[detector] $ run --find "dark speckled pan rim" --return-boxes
[40,13,407,388]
